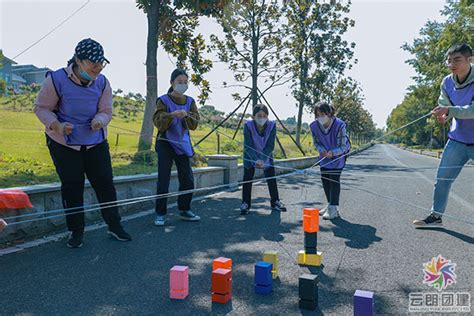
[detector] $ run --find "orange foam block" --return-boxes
[303,208,319,233]
[212,268,232,304]
[213,257,232,271]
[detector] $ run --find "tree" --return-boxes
[332,78,376,140]
[0,50,6,96]
[135,0,227,150]
[284,0,355,144]
[113,89,145,121]
[210,0,288,108]
[0,80,5,96]
[198,104,225,125]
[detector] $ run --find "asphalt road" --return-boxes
[0,144,472,315]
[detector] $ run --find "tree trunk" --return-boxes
[251,9,259,109]
[295,15,308,146]
[138,4,159,151]
[295,94,304,145]
[295,58,308,146]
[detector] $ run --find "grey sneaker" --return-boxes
[413,214,443,228]
[240,202,250,215]
[154,215,166,226]
[180,210,200,222]
[272,200,287,212]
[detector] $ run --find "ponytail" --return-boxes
[168,68,188,94]
[67,55,77,67]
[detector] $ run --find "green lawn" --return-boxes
[0,109,317,188]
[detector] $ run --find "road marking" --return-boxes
[382,145,474,213]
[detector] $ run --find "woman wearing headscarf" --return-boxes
[34,38,131,248]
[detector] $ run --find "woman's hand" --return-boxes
[255,160,265,169]
[0,218,7,232]
[322,151,334,159]
[51,121,74,135]
[172,110,187,119]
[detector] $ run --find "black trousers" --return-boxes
[242,166,279,208]
[46,136,122,232]
[155,140,194,215]
[320,168,342,206]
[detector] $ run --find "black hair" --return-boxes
[446,43,472,58]
[253,104,269,116]
[314,101,335,116]
[168,68,189,93]
[252,104,268,116]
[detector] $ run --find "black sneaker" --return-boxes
[271,200,287,212]
[240,202,250,215]
[413,214,443,228]
[108,226,132,241]
[180,210,201,222]
[67,230,83,248]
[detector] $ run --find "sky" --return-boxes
[0,0,446,128]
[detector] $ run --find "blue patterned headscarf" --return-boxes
[74,38,109,64]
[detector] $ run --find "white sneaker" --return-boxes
[319,205,328,215]
[154,215,165,226]
[323,205,340,220]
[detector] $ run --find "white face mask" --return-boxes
[255,118,268,126]
[317,115,330,125]
[174,83,188,94]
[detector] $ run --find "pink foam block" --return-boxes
[170,265,189,299]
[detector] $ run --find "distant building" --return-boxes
[0,54,51,93]
[12,64,51,85]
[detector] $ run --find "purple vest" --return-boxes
[443,76,474,144]
[50,68,106,146]
[245,120,276,167]
[310,117,349,169]
[159,94,194,157]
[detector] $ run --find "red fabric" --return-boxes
[0,189,33,210]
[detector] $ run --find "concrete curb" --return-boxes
[0,190,228,257]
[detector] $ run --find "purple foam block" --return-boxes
[354,290,374,316]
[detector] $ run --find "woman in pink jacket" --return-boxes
[34,38,131,248]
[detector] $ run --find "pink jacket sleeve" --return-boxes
[33,75,60,130]
[93,78,113,126]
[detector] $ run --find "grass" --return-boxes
[0,108,318,188]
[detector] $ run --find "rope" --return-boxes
[317,174,474,225]
[4,111,473,227]
[6,168,306,226]
[12,0,91,60]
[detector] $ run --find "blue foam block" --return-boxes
[255,262,272,286]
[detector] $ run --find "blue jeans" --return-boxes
[431,139,474,216]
